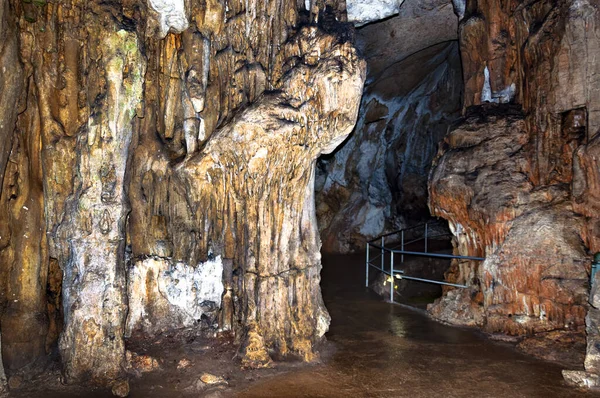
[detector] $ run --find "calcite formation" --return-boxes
[168,30,365,367]
[428,110,588,335]
[0,0,364,391]
[346,0,404,26]
[425,0,600,378]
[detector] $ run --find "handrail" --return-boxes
[368,244,484,261]
[365,220,485,303]
[367,220,447,243]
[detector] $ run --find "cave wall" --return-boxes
[427,0,600,372]
[316,0,461,252]
[0,0,365,390]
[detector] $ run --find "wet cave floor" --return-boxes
[14,254,600,398]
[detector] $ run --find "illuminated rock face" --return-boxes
[426,0,600,372]
[346,0,404,26]
[126,256,225,337]
[428,111,588,336]
[167,28,365,367]
[0,0,363,389]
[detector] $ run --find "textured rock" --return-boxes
[126,257,224,337]
[562,370,600,389]
[346,0,404,26]
[573,134,600,253]
[0,0,48,375]
[56,28,145,386]
[317,41,462,252]
[170,28,365,366]
[582,269,600,378]
[355,0,458,80]
[148,0,189,37]
[428,109,588,338]
[425,0,600,375]
[0,0,22,194]
[125,351,160,375]
[316,0,460,252]
[199,373,228,386]
[111,379,130,398]
[0,0,359,390]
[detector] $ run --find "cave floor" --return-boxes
[12,253,600,398]
[238,253,598,398]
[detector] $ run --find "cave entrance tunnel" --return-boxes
[315,0,462,308]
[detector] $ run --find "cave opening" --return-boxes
[315,0,461,308]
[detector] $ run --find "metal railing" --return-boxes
[365,220,485,302]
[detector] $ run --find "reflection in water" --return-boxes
[389,312,407,338]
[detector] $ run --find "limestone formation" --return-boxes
[424,0,600,377]
[0,0,364,390]
[346,0,404,26]
[170,29,364,366]
[428,110,588,337]
[2,0,600,393]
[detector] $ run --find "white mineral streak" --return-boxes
[148,0,189,38]
[482,65,516,103]
[482,65,493,102]
[164,257,224,311]
[126,256,224,336]
[451,0,466,20]
[346,0,405,26]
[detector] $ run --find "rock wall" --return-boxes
[316,0,461,252]
[0,0,364,390]
[427,0,600,371]
[429,109,588,336]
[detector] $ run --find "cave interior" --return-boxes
[0,0,600,396]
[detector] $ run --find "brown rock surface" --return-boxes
[169,28,365,366]
[428,110,589,338]
[0,0,362,390]
[427,0,600,375]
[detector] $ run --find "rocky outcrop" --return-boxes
[0,0,46,375]
[428,110,588,337]
[0,0,363,391]
[316,0,460,253]
[426,0,600,373]
[170,30,365,367]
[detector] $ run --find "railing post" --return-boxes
[381,236,385,271]
[390,252,395,302]
[424,223,428,253]
[401,230,404,264]
[365,242,370,288]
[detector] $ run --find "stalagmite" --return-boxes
[0,0,365,390]
[425,0,600,371]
